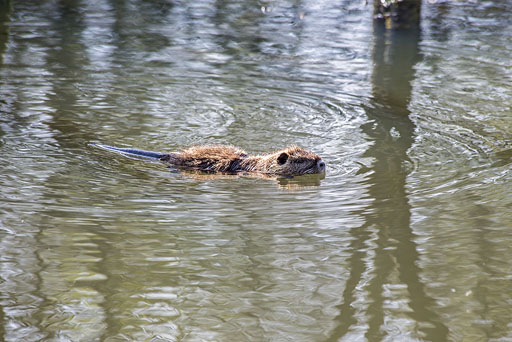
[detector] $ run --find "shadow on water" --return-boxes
[326,2,449,341]
[0,0,10,337]
[0,0,8,62]
[0,0,9,144]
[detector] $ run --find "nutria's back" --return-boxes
[161,145,248,173]
[161,145,325,176]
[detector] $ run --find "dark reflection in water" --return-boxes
[327,5,450,341]
[0,0,5,315]
[365,17,449,342]
[0,0,8,64]
[0,0,10,155]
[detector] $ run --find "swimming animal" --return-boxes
[98,144,326,176]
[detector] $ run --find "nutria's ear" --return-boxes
[277,152,288,165]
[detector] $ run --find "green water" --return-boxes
[0,1,511,341]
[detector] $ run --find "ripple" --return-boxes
[1,1,511,341]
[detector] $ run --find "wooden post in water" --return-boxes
[374,0,422,29]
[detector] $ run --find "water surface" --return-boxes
[0,0,511,341]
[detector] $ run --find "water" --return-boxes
[0,0,511,341]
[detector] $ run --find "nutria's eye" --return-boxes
[277,152,288,165]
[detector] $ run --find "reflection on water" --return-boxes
[328,10,450,341]
[1,0,511,341]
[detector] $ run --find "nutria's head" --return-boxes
[265,146,326,176]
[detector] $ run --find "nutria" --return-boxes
[97,144,326,176]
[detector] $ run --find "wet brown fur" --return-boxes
[160,145,325,176]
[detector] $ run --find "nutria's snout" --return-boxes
[317,159,326,173]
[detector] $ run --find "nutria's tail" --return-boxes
[96,144,167,160]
